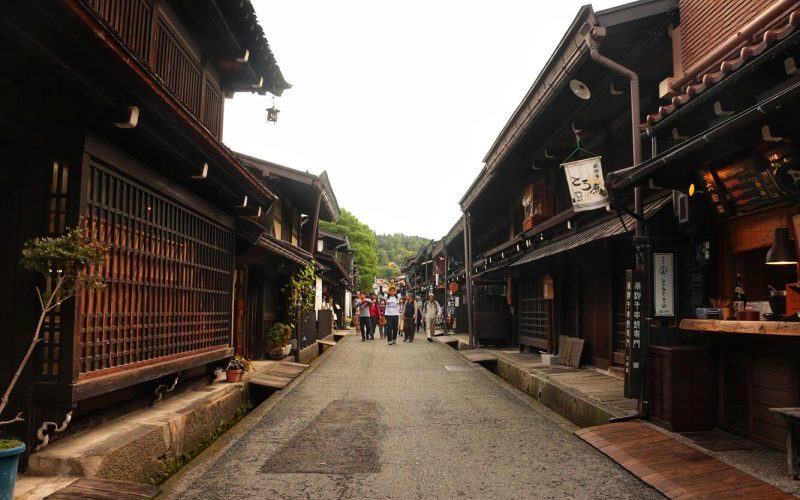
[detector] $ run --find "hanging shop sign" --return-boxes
[653,253,674,317]
[561,156,608,212]
[448,281,460,293]
[624,269,644,399]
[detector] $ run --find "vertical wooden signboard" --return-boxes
[624,269,644,399]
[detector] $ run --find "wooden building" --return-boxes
[606,0,800,448]
[237,155,341,358]
[0,0,291,455]
[457,0,678,359]
[315,230,355,330]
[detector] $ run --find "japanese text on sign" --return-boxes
[561,156,608,212]
[654,253,674,317]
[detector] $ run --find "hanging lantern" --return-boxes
[266,104,280,123]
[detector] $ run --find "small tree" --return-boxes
[0,226,107,426]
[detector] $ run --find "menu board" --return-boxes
[697,169,731,217]
[714,159,780,213]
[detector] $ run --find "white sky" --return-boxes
[224,0,623,239]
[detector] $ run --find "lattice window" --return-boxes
[41,161,70,377]
[87,0,153,60]
[519,274,550,341]
[153,20,202,115]
[79,157,234,373]
[202,79,223,138]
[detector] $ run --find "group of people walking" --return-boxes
[354,285,442,345]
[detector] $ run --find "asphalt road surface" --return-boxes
[162,335,660,499]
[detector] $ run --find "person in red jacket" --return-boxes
[369,293,382,340]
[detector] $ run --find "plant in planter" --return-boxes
[225,354,253,383]
[267,323,293,360]
[0,226,107,498]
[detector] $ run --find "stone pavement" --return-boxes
[161,335,660,499]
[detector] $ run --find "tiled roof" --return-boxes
[642,10,800,129]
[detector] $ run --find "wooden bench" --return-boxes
[769,407,800,478]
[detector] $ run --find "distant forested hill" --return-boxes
[376,233,430,278]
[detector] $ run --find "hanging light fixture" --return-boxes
[266,97,280,124]
[766,227,797,265]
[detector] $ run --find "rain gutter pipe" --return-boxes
[587,26,650,418]
[587,27,643,235]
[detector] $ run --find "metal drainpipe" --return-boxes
[588,28,651,420]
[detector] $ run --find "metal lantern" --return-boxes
[266,104,280,123]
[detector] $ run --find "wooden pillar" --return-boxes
[303,183,323,254]
[463,213,474,348]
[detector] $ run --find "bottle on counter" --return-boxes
[733,274,746,313]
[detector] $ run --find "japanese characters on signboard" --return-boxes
[654,253,674,317]
[624,269,644,398]
[561,156,608,212]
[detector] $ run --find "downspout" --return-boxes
[587,27,643,231]
[587,27,650,420]
[463,213,475,349]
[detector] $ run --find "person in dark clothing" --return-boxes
[356,292,373,341]
[402,293,416,342]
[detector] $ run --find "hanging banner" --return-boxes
[561,156,608,212]
[653,253,674,317]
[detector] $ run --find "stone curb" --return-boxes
[158,331,351,494]
[443,340,624,429]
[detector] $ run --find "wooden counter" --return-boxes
[679,319,800,336]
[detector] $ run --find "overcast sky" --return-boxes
[224,0,622,239]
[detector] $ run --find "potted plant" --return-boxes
[0,226,107,500]
[225,354,253,383]
[267,323,292,360]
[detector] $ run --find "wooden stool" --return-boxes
[769,407,800,479]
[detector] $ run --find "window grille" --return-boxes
[79,157,233,373]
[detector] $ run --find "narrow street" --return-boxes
[162,336,659,500]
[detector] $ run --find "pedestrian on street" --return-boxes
[357,292,373,341]
[377,298,387,339]
[397,296,405,338]
[383,287,401,345]
[415,296,423,333]
[423,293,442,342]
[403,293,416,342]
[369,293,382,340]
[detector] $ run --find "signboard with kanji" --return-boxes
[653,253,674,317]
[624,269,644,399]
[561,156,608,212]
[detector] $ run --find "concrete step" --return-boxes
[28,382,246,484]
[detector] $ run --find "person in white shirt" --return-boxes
[423,293,441,342]
[383,287,401,345]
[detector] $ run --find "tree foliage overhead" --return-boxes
[376,233,430,279]
[319,209,377,291]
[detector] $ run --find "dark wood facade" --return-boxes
[453,2,676,367]
[606,0,800,448]
[0,0,290,455]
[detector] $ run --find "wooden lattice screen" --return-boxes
[519,274,550,343]
[202,78,223,138]
[79,157,233,374]
[86,0,153,59]
[153,19,202,115]
[41,161,71,377]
